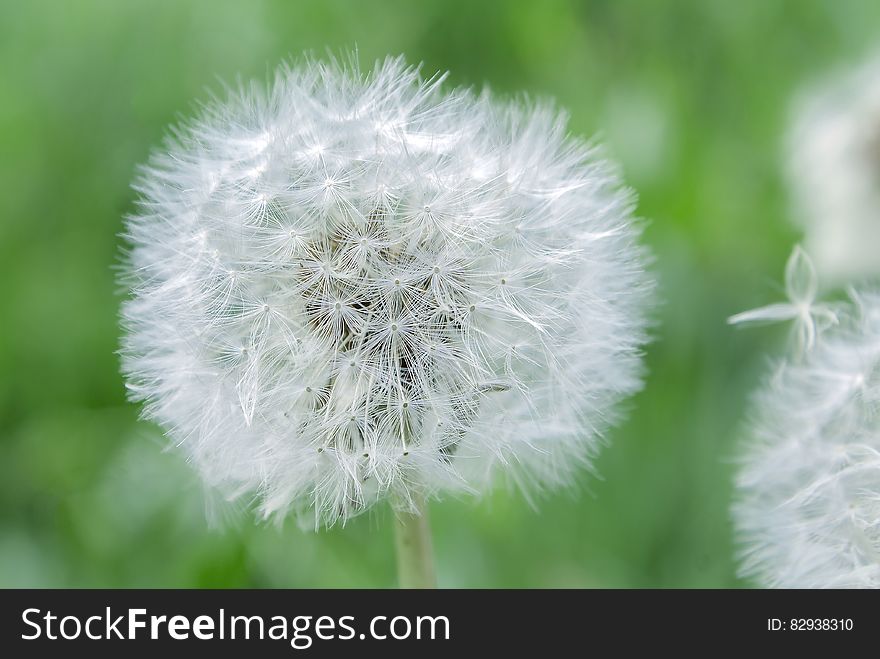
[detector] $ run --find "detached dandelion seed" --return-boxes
[728,246,838,354]
[120,55,653,586]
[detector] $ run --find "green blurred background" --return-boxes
[1,0,878,588]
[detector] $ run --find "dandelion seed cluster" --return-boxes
[734,290,880,588]
[787,54,880,283]
[121,56,652,526]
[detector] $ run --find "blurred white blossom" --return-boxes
[120,55,653,527]
[787,53,880,284]
[733,285,880,588]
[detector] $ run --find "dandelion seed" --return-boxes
[728,246,837,354]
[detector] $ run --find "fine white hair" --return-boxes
[121,55,653,527]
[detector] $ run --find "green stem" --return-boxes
[393,492,437,589]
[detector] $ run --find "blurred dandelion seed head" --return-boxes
[734,286,880,588]
[788,53,880,284]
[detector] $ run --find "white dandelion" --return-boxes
[787,53,880,284]
[732,252,880,588]
[120,55,653,584]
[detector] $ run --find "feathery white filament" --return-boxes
[120,56,653,527]
[734,285,880,588]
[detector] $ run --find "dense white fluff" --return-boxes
[787,54,880,284]
[728,246,838,354]
[733,283,880,588]
[120,56,653,527]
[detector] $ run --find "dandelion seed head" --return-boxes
[788,54,880,283]
[734,289,880,587]
[120,55,653,526]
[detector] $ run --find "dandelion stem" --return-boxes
[393,492,436,589]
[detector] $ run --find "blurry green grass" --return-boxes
[2,0,879,587]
